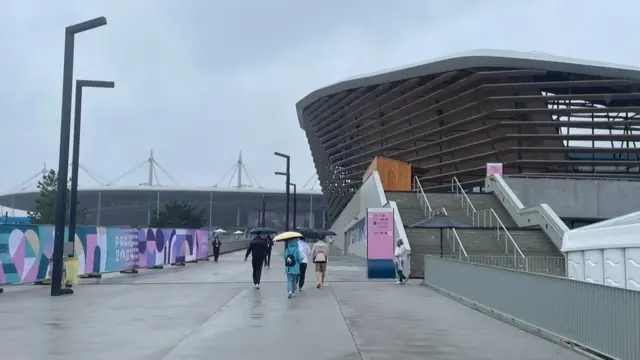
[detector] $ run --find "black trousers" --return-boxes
[264,248,272,267]
[298,262,308,289]
[251,258,263,285]
[213,247,220,261]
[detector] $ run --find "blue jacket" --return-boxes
[283,242,302,275]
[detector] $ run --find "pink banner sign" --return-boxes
[366,208,394,260]
[486,162,503,177]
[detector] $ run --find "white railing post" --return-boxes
[414,176,433,218]
[451,176,477,221]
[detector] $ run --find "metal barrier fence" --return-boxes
[444,255,566,277]
[424,256,640,360]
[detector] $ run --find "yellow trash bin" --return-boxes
[64,257,80,287]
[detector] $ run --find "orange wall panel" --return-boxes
[363,156,412,191]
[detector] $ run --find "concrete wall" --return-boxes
[330,171,387,256]
[329,189,362,254]
[505,177,640,219]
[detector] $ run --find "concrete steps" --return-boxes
[423,193,475,225]
[405,228,454,278]
[385,191,428,226]
[388,190,565,278]
[465,193,517,227]
[454,229,508,256]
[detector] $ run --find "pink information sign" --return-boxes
[366,208,395,260]
[486,162,503,177]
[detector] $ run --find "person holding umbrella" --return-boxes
[274,231,303,298]
[245,234,268,289]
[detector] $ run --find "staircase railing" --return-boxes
[413,176,433,218]
[441,207,469,261]
[451,177,527,268]
[451,177,478,218]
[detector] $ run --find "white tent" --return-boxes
[562,210,640,291]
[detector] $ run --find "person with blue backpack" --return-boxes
[283,239,303,298]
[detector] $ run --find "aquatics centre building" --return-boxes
[296,50,640,225]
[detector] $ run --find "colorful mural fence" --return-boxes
[0,225,209,285]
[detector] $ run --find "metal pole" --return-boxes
[52,16,108,297]
[156,191,160,216]
[97,191,102,226]
[285,157,290,231]
[309,193,313,228]
[67,80,114,249]
[291,183,297,229]
[274,152,291,231]
[51,31,75,297]
[208,192,213,232]
[67,84,83,250]
[261,194,266,227]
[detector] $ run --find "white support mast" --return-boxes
[213,150,262,189]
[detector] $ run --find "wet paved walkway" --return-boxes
[0,246,586,360]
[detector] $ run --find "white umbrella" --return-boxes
[233,230,243,235]
[213,229,227,234]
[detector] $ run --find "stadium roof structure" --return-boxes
[0,150,322,213]
[296,49,640,224]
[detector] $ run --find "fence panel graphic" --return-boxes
[0,224,212,285]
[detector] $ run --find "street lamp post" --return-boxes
[275,176,297,230]
[274,152,290,230]
[67,80,115,255]
[261,194,268,227]
[290,183,297,229]
[51,17,108,297]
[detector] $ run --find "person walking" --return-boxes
[311,237,329,288]
[394,238,409,284]
[264,235,273,267]
[245,235,267,289]
[283,239,302,298]
[212,234,222,262]
[296,238,311,291]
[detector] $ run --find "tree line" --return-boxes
[26,169,205,228]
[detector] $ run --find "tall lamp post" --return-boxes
[290,183,297,229]
[51,17,108,297]
[260,194,270,227]
[275,176,297,230]
[274,152,290,230]
[67,80,115,252]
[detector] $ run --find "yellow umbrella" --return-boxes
[273,231,303,242]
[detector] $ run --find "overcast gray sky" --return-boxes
[1,0,638,193]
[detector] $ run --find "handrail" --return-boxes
[474,207,527,266]
[451,176,526,266]
[441,207,469,261]
[451,177,477,219]
[413,176,433,217]
[488,175,566,244]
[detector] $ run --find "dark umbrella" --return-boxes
[250,227,277,235]
[295,227,320,239]
[408,215,472,257]
[317,229,337,237]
